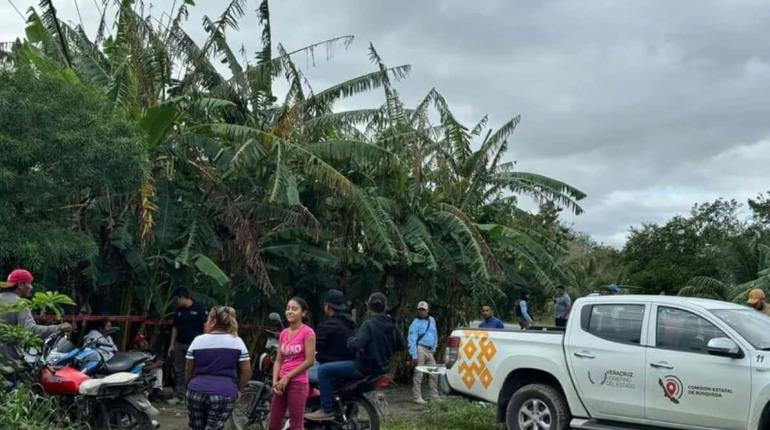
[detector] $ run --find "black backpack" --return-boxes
[515,299,524,317]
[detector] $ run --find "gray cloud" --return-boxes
[3,0,770,246]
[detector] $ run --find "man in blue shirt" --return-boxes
[408,301,438,404]
[478,305,505,329]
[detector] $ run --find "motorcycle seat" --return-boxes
[103,352,150,374]
[79,372,139,395]
[327,373,391,393]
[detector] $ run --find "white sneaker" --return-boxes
[414,398,428,405]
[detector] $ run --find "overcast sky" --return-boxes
[3,0,770,247]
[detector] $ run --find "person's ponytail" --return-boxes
[209,306,239,337]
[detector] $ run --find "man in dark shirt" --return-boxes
[166,287,205,403]
[309,289,356,384]
[305,292,405,421]
[316,289,356,363]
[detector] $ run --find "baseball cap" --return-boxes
[172,287,191,298]
[367,292,387,312]
[748,288,766,305]
[4,269,33,288]
[417,301,429,311]
[324,289,347,311]
[607,284,621,293]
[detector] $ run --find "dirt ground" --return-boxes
[156,383,439,429]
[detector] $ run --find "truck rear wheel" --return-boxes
[506,383,569,430]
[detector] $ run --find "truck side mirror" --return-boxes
[707,337,742,358]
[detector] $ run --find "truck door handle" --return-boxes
[573,351,596,359]
[650,361,674,369]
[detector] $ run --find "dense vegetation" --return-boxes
[0,0,585,342]
[1,0,768,344]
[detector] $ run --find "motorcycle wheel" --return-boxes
[98,399,153,430]
[227,382,271,430]
[340,394,380,430]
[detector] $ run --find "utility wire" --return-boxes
[73,0,85,30]
[6,0,25,20]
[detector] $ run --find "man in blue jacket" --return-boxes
[408,301,438,404]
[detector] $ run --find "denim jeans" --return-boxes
[316,361,360,412]
[308,362,320,384]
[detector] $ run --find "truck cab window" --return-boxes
[656,307,725,354]
[586,304,644,345]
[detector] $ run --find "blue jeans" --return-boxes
[308,362,320,384]
[317,361,360,412]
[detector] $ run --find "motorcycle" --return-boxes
[302,373,388,430]
[23,331,159,429]
[228,312,282,430]
[52,327,153,377]
[229,313,386,430]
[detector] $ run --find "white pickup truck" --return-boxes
[445,295,770,430]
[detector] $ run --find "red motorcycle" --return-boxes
[24,332,159,429]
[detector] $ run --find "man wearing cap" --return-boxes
[748,289,770,317]
[0,269,72,385]
[310,289,356,382]
[607,284,621,295]
[408,301,439,404]
[306,292,405,421]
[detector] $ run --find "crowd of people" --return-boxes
[9,265,770,429]
[0,268,444,430]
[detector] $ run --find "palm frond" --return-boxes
[300,109,388,133]
[304,140,402,171]
[348,189,397,259]
[492,171,586,214]
[38,0,72,67]
[678,276,729,300]
[402,215,438,270]
[201,0,247,54]
[470,115,489,137]
[307,65,411,110]
[202,15,243,76]
[429,207,494,281]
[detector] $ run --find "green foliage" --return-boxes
[0,384,82,429]
[623,199,744,295]
[30,291,76,319]
[0,66,146,276]
[2,0,587,329]
[384,399,501,430]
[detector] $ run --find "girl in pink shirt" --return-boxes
[269,297,316,430]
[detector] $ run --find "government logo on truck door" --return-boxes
[457,330,497,390]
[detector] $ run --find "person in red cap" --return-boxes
[0,269,73,363]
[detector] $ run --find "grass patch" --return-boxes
[383,398,503,430]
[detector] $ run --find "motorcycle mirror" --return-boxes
[268,312,283,326]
